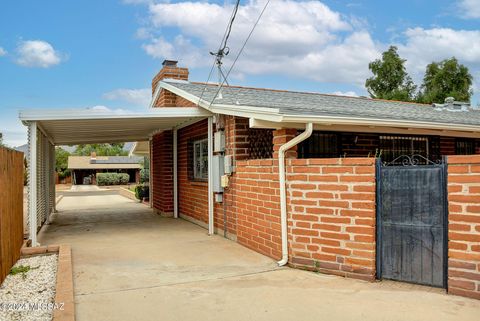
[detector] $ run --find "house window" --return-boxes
[298,132,340,158]
[379,135,430,164]
[193,138,208,180]
[455,138,476,155]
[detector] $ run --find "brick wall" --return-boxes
[233,159,282,259]
[287,158,376,281]
[151,131,173,215]
[151,61,189,107]
[447,155,480,300]
[177,120,209,224]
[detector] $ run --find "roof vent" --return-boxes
[432,97,471,112]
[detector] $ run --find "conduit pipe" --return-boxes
[277,123,314,266]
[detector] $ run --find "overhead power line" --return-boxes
[197,0,241,105]
[208,0,271,108]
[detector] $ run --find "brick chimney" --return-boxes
[152,60,189,107]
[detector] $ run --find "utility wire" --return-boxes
[197,0,241,106]
[208,0,270,108]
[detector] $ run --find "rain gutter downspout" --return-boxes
[277,123,314,266]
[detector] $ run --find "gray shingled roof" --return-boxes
[164,80,480,127]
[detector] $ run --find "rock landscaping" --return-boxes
[0,254,58,321]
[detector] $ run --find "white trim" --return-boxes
[19,107,212,121]
[249,118,480,139]
[158,81,480,137]
[28,122,38,247]
[208,117,214,235]
[173,129,178,219]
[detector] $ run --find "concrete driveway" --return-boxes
[38,189,480,321]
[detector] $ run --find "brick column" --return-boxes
[273,128,298,159]
[151,131,174,216]
[447,155,480,300]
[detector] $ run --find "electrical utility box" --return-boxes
[214,131,225,153]
[212,155,225,193]
[224,155,233,174]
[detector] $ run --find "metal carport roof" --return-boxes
[19,107,212,145]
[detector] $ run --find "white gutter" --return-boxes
[277,123,314,266]
[207,116,214,235]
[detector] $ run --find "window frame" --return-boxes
[192,138,208,181]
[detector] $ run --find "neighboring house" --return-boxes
[68,153,142,185]
[20,59,480,300]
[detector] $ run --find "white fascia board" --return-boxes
[282,114,480,134]
[19,107,212,121]
[159,81,282,122]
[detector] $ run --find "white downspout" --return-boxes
[277,123,314,266]
[173,128,178,218]
[28,121,38,247]
[207,116,214,235]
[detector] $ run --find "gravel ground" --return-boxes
[0,254,58,321]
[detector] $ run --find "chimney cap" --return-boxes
[162,59,178,67]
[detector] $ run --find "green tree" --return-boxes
[74,143,128,156]
[0,133,3,147]
[365,46,416,101]
[417,57,473,104]
[55,147,71,179]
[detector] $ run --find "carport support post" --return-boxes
[208,116,214,235]
[28,121,38,246]
[173,128,178,218]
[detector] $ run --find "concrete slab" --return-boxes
[38,191,480,321]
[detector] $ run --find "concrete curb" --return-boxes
[21,244,75,321]
[119,187,139,202]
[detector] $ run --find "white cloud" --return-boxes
[127,0,480,96]
[0,47,6,56]
[331,91,359,97]
[15,40,64,68]
[397,28,480,91]
[103,88,151,106]
[458,0,480,19]
[89,105,131,115]
[135,0,377,85]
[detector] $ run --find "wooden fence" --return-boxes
[0,147,24,284]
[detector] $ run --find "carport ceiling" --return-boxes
[19,107,212,145]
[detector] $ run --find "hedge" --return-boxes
[134,185,149,200]
[96,173,130,186]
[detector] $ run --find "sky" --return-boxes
[1,0,479,147]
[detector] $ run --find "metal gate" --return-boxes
[376,155,448,288]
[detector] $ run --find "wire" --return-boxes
[208,0,270,108]
[197,0,241,106]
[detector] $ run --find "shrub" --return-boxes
[134,185,149,200]
[96,172,130,186]
[140,168,149,184]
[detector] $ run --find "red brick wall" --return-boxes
[233,159,282,259]
[214,116,249,238]
[447,155,480,300]
[151,131,173,215]
[287,158,376,281]
[151,63,189,107]
[178,120,209,224]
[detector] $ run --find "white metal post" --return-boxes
[208,117,214,235]
[28,122,38,246]
[173,129,178,218]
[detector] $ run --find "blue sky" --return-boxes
[1,0,479,146]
